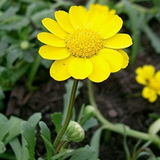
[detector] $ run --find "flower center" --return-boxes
[66,29,102,58]
[148,78,160,91]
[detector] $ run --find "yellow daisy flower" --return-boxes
[90,3,116,15]
[37,5,132,82]
[135,65,160,102]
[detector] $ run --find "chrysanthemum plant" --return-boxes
[37,3,160,159]
[37,3,160,158]
[2,3,160,160]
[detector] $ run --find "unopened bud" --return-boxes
[65,121,85,142]
[20,41,30,50]
[84,105,95,116]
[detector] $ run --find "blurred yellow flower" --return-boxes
[136,65,160,102]
[37,5,132,82]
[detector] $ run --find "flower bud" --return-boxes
[20,41,30,50]
[84,105,95,116]
[65,121,85,142]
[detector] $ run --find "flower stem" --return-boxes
[87,80,160,148]
[53,79,78,150]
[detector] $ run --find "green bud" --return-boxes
[20,41,30,50]
[84,105,95,116]
[65,121,85,142]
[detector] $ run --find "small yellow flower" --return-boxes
[37,5,132,82]
[135,65,160,102]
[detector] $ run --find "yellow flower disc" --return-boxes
[66,29,102,58]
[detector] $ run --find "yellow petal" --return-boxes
[104,34,133,49]
[37,32,66,47]
[155,71,160,82]
[136,65,155,80]
[83,9,108,31]
[55,10,74,33]
[90,4,109,13]
[68,58,93,79]
[98,15,123,39]
[97,48,123,72]
[42,18,68,39]
[69,6,86,29]
[149,94,157,103]
[142,87,156,99]
[135,76,147,85]
[110,9,116,14]
[50,56,73,81]
[119,50,129,69]
[88,55,110,83]
[39,45,70,60]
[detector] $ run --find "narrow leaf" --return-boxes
[39,121,54,158]
[28,112,42,127]
[90,127,103,160]
[51,113,62,133]
[9,138,22,160]
[21,122,36,160]
[148,118,160,136]
[144,25,160,53]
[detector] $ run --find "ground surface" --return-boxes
[2,0,160,160]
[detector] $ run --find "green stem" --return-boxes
[53,79,78,150]
[27,54,41,89]
[87,80,111,126]
[87,80,160,148]
[55,140,68,154]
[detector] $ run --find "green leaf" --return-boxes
[39,121,54,158]
[90,127,103,160]
[21,122,36,160]
[31,9,55,28]
[0,113,8,123]
[9,138,22,160]
[148,118,160,136]
[21,136,29,160]
[136,151,150,159]
[51,149,73,160]
[122,0,144,64]
[0,0,7,9]
[51,112,62,134]
[0,16,30,31]
[0,6,19,21]
[144,24,160,53]
[82,118,98,131]
[69,145,96,160]
[28,112,42,127]
[0,141,6,153]
[21,113,41,160]
[0,87,5,100]
[38,158,45,160]
[51,146,96,160]
[0,116,22,144]
[7,46,23,68]
[0,41,8,57]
